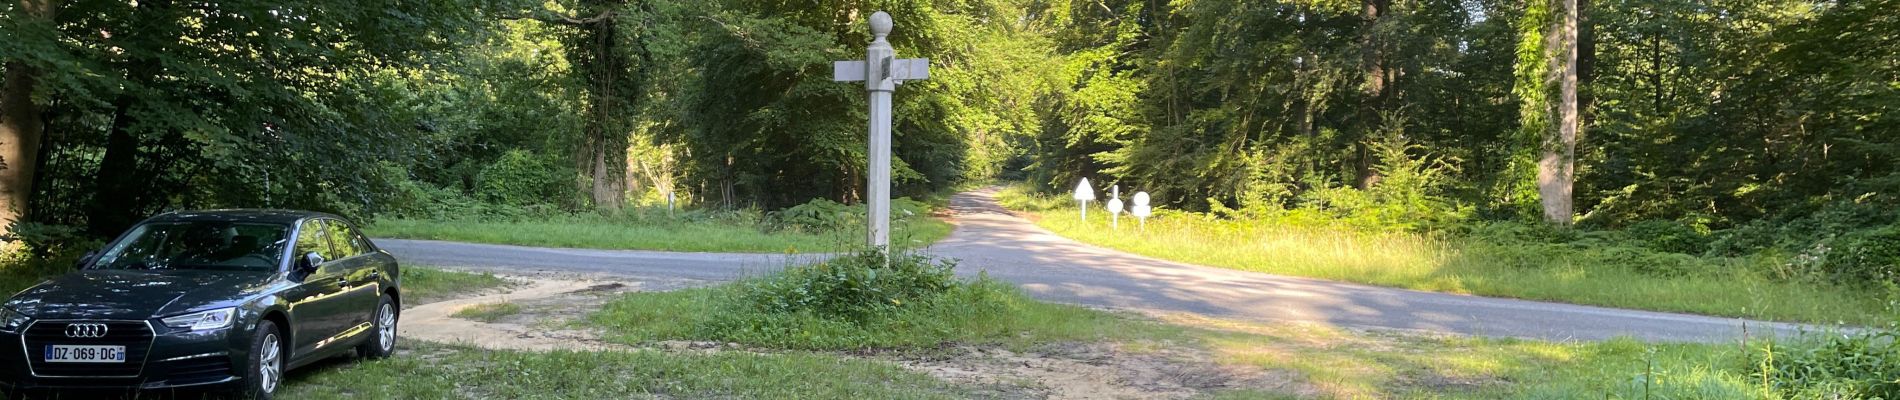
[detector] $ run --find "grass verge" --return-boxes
[368,214,952,253]
[997,185,1892,325]
[1174,312,1798,399]
[278,341,964,399]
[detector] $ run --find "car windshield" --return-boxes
[92,221,290,272]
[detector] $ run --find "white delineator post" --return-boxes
[834,11,929,251]
[1073,178,1095,222]
[1132,191,1152,231]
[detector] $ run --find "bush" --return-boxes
[771,199,857,233]
[591,250,1118,350]
[1759,330,1900,399]
[0,248,86,295]
[1707,201,1898,258]
[476,150,577,208]
[768,198,930,234]
[1623,220,1711,255]
[0,222,99,256]
[1813,225,1900,287]
[742,250,957,320]
[1281,131,1471,232]
[995,185,1069,212]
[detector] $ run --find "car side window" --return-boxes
[294,219,335,261]
[342,222,375,255]
[324,219,370,258]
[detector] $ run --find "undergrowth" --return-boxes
[590,250,1174,350]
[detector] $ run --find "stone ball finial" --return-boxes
[870,11,893,38]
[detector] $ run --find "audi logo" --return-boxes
[64,323,109,338]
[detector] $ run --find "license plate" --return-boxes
[44,345,127,363]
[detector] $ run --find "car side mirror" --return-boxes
[74,251,98,270]
[296,252,325,274]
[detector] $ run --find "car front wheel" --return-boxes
[357,295,397,359]
[244,320,284,400]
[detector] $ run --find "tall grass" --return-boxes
[368,212,952,253]
[401,267,513,305]
[590,252,1183,350]
[1000,185,1892,325]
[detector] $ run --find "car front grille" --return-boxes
[21,320,154,377]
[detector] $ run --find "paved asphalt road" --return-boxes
[379,188,1823,343]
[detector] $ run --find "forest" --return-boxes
[1,0,1896,280]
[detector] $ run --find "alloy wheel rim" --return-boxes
[378,303,396,351]
[260,333,281,393]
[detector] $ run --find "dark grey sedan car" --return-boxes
[0,210,402,399]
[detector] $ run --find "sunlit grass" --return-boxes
[1000,185,1891,325]
[368,214,952,253]
[1156,313,1772,399]
[278,341,965,399]
[451,302,523,322]
[590,278,1187,351]
[399,266,514,306]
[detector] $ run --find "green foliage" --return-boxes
[1623,220,1712,255]
[369,203,955,253]
[1757,331,1900,399]
[770,199,858,233]
[0,222,98,257]
[4,0,501,235]
[769,197,930,234]
[1803,225,1900,288]
[996,185,1072,212]
[741,251,956,320]
[1277,132,1472,232]
[476,150,578,209]
[592,250,1160,350]
[0,248,84,296]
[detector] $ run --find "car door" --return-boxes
[284,219,350,357]
[320,218,381,335]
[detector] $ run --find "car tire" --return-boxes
[243,320,284,400]
[357,295,397,359]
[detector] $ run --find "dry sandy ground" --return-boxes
[397,271,1320,400]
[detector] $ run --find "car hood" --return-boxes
[4,270,275,320]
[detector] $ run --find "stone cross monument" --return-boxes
[833,11,930,250]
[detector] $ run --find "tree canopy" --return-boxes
[0,0,1894,237]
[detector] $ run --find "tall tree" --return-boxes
[2,0,495,235]
[1513,0,1579,225]
[0,0,58,236]
[1537,0,1581,225]
[544,0,650,210]
[1356,0,1392,188]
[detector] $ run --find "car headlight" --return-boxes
[0,308,30,333]
[162,308,235,331]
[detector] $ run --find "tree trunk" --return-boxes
[88,0,172,236]
[1540,0,1580,225]
[0,0,59,236]
[89,96,146,236]
[578,14,627,210]
[566,0,649,211]
[1355,0,1391,189]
